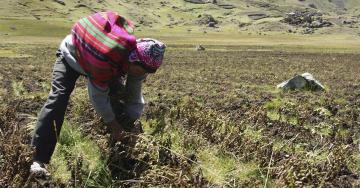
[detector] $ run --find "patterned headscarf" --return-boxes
[129,38,166,73]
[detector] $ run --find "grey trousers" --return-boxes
[31,50,80,163]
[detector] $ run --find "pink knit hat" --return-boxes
[129,38,166,73]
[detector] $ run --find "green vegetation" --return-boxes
[11,80,27,97]
[197,148,259,185]
[0,19,70,37]
[50,120,112,187]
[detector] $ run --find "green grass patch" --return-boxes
[264,97,300,125]
[337,128,350,138]
[38,81,51,93]
[243,127,264,142]
[0,153,4,168]
[11,80,27,97]
[197,147,260,186]
[0,88,7,101]
[267,111,281,121]
[314,107,332,117]
[264,98,283,111]
[304,150,329,164]
[141,117,166,136]
[310,122,332,136]
[273,140,292,153]
[71,88,91,119]
[0,18,70,37]
[353,154,360,173]
[49,150,71,183]
[167,128,184,154]
[0,49,32,58]
[334,97,347,105]
[50,120,112,187]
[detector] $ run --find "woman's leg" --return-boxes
[31,50,80,164]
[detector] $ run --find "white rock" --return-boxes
[277,72,325,91]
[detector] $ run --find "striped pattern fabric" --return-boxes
[72,11,137,90]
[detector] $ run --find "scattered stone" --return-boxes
[160,1,167,6]
[218,4,236,9]
[283,11,332,31]
[208,22,216,27]
[248,13,268,20]
[53,0,65,5]
[196,45,205,51]
[308,3,317,9]
[310,20,322,28]
[343,20,355,24]
[137,17,153,27]
[184,0,206,4]
[238,22,251,28]
[10,26,16,30]
[303,28,314,34]
[224,12,233,16]
[342,20,358,28]
[258,2,271,8]
[277,72,325,91]
[74,4,87,8]
[196,14,218,25]
[284,11,320,25]
[33,14,41,20]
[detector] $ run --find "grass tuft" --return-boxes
[50,120,112,187]
[11,80,27,97]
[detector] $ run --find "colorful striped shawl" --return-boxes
[72,11,136,90]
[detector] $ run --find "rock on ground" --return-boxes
[184,0,206,4]
[196,45,205,51]
[248,13,269,20]
[196,14,218,25]
[53,0,65,5]
[283,11,332,28]
[277,72,325,91]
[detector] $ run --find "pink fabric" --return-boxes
[129,38,166,72]
[72,11,135,90]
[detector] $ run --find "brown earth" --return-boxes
[0,44,359,187]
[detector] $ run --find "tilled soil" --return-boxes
[0,44,359,187]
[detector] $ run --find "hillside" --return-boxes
[1,0,359,36]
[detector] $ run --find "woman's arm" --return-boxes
[87,79,115,123]
[124,74,146,120]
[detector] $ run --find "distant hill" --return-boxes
[0,0,359,35]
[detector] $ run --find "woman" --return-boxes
[30,11,166,176]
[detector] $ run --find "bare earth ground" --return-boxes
[0,36,359,187]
